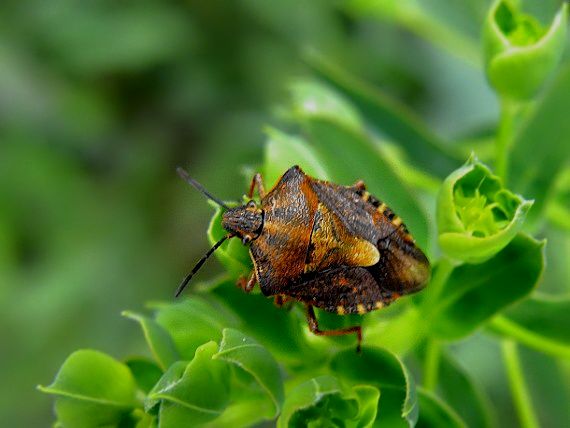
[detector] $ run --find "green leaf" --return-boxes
[289,80,363,132]
[301,115,429,249]
[278,376,378,428]
[122,311,179,370]
[362,305,429,356]
[437,157,532,263]
[125,357,164,394]
[153,297,237,360]
[438,352,495,428]
[207,204,251,278]
[213,328,284,418]
[202,395,274,428]
[264,127,330,187]
[345,0,481,65]
[489,295,570,359]
[352,385,381,428]
[132,408,158,428]
[147,341,230,426]
[211,279,315,364]
[429,234,545,340]
[416,388,466,428]
[38,350,139,427]
[546,167,570,231]
[483,1,567,100]
[541,226,570,296]
[510,65,570,225]
[304,51,460,178]
[144,361,187,414]
[330,347,417,427]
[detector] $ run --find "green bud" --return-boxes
[437,156,533,263]
[483,0,568,100]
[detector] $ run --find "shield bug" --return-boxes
[176,166,430,351]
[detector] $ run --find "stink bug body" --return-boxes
[176,165,430,351]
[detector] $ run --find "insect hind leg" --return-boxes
[306,305,362,353]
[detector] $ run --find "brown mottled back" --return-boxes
[249,166,430,312]
[250,166,318,296]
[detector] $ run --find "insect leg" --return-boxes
[351,180,366,192]
[274,295,294,310]
[237,271,257,293]
[248,173,266,199]
[306,305,362,353]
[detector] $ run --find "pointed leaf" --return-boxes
[277,375,364,428]
[38,350,138,427]
[213,328,284,418]
[153,297,237,360]
[330,347,417,427]
[305,51,460,177]
[289,80,363,132]
[510,64,570,224]
[211,279,315,364]
[264,127,330,187]
[144,361,187,414]
[416,388,466,428]
[125,357,163,394]
[202,393,274,428]
[352,385,381,428]
[122,311,179,370]
[148,341,230,426]
[430,234,545,339]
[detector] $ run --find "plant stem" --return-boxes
[501,340,540,428]
[495,99,518,181]
[490,316,570,359]
[422,256,455,316]
[423,339,441,392]
[420,258,453,392]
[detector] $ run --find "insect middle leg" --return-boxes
[306,305,362,353]
[248,173,266,199]
[274,295,294,310]
[237,271,256,293]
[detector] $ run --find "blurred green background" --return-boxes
[1,0,568,426]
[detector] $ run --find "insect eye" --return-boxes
[242,235,252,244]
[246,200,256,209]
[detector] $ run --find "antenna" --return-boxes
[176,167,230,210]
[175,233,233,297]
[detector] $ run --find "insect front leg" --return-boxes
[248,173,266,199]
[306,305,362,353]
[237,271,257,293]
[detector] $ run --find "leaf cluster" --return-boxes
[39,1,570,427]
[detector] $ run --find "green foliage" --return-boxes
[483,0,567,100]
[32,0,569,426]
[437,157,533,263]
[38,350,140,427]
[428,235,544,339]
[278,376,379,428]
